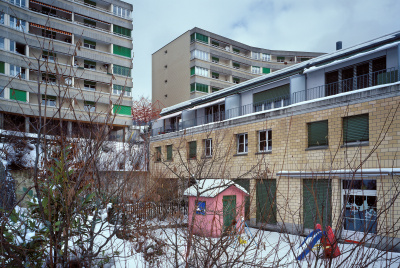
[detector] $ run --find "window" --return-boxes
[343,114,369,144]
[9,40,15,52]
[113,25,131,37]
[212,57,219,63]
[190,66,208,77]
[10,89,27,102]
[84,101,95,112]
[191,50,209,61]
[233,48,240,54]
[10,65,25,79]
[188,141,197,159]
[262,53,271,61]
[258,130,272,152]
[342,179,377,234]
[277,56,285,62]
[190,83,208,93]
[42,95,56,107]
[0,62,4,73]
[196,201,206,215]
[10,0,26,7]
[10,16,26,31]
[233,62,240,69]
[84,80,96,91]
[0,12,4,24]
[84,0,96,6]
[113,65,131,77]
[0,86,4,98]
[113,5,131,18]
[262,68,271,74]
[113,45,131,57]
[84,19,96,28]
[212,72,219,79]
[204,139,212,157]
[42,51,55,62]
[252,52,259,60]
[237,133,248,154]
[211,40,219,47]
[84,39,96,49]
[190,33,208,43]
[166,145,173,161]
[113,84,132,97]
[84,60,96,70]
[308,120,328,147]
[42,73,57,85]
[233,77,240,84]
[42,29,56,39]
[0,37,5,50]
[113,105,131,115]
[252,66,260,74]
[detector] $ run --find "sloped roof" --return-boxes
[184,179,249,198]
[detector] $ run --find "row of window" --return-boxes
[190,66,244,85]
[190,83,221,93]
[154,114,369,161]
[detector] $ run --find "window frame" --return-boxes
[84,60,96,70]
[343,114,369,145]
[84,101,96,112]
[204,139,212,157]
[42,95,57,107]
[166,145,173,161]
[84,80,96,91]
[155,146,161,162]
[188,141,197,160]
[237,133,248,154]
[196,201,206,215]
[307,120,329,148]
[258,130,272,153]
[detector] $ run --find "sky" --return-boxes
[128,0,400,101]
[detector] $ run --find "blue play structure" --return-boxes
[296,228,323,261]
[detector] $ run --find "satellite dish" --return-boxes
[65,78,72,85]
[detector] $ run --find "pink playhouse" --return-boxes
[184,179,249,237]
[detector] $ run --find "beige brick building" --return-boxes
[150,31,400,250]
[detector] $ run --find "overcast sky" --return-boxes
[128,0,400,101]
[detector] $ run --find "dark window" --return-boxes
[307,120,328,147]
[188,141,197,159]
[237,133,248,154]
[325,71,339,96]
[343,114,369,144]
[341,68,354,92]
[196,201,206,215]
[258,130,272,152]
[204,139,212,157]
[166,145,172,160]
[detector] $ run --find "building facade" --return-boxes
[152,27,324,108]
[150,31,400,249]
[0,0,133,140]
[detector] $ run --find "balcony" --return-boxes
[29,23,72,43]
[29,0,73,22]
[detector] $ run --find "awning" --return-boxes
[30,23,72,36]
[75,13,110,25]
[30,0,72,14]
[189,98,225,110]
[158,111,182,120]
[277,168,400,178]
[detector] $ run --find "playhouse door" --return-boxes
[223,195,236,233]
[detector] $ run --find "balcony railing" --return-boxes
[152,67,399,137]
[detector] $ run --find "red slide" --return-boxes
[322,226,341,258]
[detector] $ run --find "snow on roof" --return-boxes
[184,179,249,197]
[277,168,400,178]
[160,31,400,116]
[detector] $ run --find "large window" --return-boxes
[113,5,131,18]
[42,95,56,107]
[204,139,212,157]
[190,66,208,77]
[84,39,96,49]
[113,45,131,57]
[113,25,131,37]
[10,0,26,7]
[190,83,208,93]
[303,179,332,229]
[188,141,197,159]
[166,145,173,161]
[252,51,259,60]
[342,179,377,234]
[308,120,328,147]
[113,84,132,97]
[262,53,271,61]
[343,114,369,144]
[258,130,272,152]
[191,50,209,61]
[237,133,248,154]
[113,65,131,77]
[252,66,260,74]
[10,89,27,102]
[113,105,131,115]
[10,16,26,31]
[190,33,208,44]
[10,65,25,79]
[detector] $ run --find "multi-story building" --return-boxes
[0,0,133,141]
[152,27,324,108]
[150,31,400,249]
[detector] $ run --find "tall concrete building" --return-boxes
[0,0,133,141]
[152,27,324,108]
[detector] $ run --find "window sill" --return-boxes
[255,151,272,155]
[305,145,329,151]
[201,156,212,159]
[341,141,369,148]
[233,153,248,157]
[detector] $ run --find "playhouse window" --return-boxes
[196,201,206,215]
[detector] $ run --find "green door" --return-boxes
[223,195,236,233]
[303,179,332,230]
[256,179,277,224]
[235,179,250,220]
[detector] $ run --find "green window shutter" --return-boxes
[113,84,131,92]
[308,120,328,147]
[235,179,250,220]
[84,80,96,86]
[84,39,96,46]
[233,48,240,53]
[262,67,270,74]
[84,0,96,6]
[195,33,208,43]
[343,114,369,143]
[253,84,290,104]
[194,83,208,93]
[113,45,131,57]
[190,67,195,76]
[188,141,196,159]
[190,83,195,92]
[166,145,172,160]
[113,65,131,77]
[10,89,27,102]
[0,62,5,73]
[233,62,240,68]
[113,105,131,115]
[113,25,131,37]
[303,179,332,229]
[190,33,195,42]
[256,179,277,224]
[84,19,96,26]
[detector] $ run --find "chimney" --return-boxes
[336,41,342,50]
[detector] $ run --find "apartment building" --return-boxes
[152,27,324,108]
[150,31,400,249]
[0,0,133,141]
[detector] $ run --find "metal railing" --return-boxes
[152,67,399,137]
